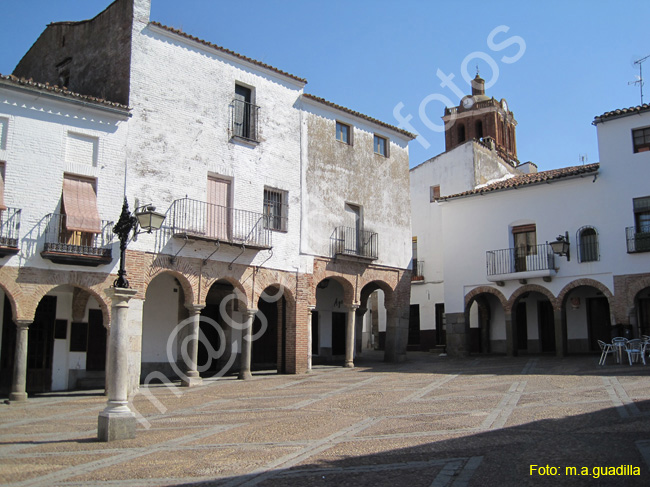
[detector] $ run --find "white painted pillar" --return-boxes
[98,288,138,441]
[345,304,359,368]
[307,306,315,371]
[181,304,204,387]
[238,309,257,380]
[9,320,31,402]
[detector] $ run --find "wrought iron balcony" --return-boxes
[330,226,378,260]
[41,213,113,266]
[0,207,21,257]
[411,260,424,282]
[486,243,556,282]
[231,99,260,142]
[626,226,650,253]
[166,197,272,249]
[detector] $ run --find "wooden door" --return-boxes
[27,296,56,392]
[331,312,346,356]
[86,309,106,371]
[206,177,231,240]
[538,300,555,353]
[587,298,611,350]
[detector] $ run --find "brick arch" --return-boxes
[315,275,356,306]
[626,276,650,307]
[203,276,251,310]
[0,280,21,323]
[254,269,297,308]
[146,256,198,306]
[465,286,508,311]
[359,280,395,309]
[507,284,559,311]
[145,268,195,308]
[28,283,111,328]
[557,278,613,309]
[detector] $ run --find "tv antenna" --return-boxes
[629,54,650,105]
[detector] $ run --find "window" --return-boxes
[577,226,599,262]
[0,117,7,150]
[263,188,288,232]
[336,121,351,144]
[633,127,650,153]
[374,135,388,156]
[457,124,466,143]
[512,224,536,272]
[232,84,258,141]
[475,120,483,139]
[61,174,101,245]
[634,196,650,233]
[0,162,6,212]
[430,185,441,202]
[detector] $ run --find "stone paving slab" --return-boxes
[2,352,650,486]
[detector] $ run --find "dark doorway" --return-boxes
[408,304,420,350]
[516,302,528,350]
[27,295,57,393]
[0,295,16,393]
[332,312,346,356]
[587,297,611,350]
[639,297,650,336]
[86,309,106,371]
[435,303,446,346]
[538,301,556,353]
[253,297,279,371]
[199,304,222,375]
[311,311,319,355]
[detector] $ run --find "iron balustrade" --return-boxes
[330,226,378,259]
[626,226,650,253]
[412,260,425,281]
[42,213,113,258]
[486,243,555,276]
[167,197,271,248]
[0,207,21,248]
[231,99,260,142]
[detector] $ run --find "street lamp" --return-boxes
[549,231,570,261]
[113,197,166,288]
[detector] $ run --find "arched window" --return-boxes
[475,120,483,139]
[577,226,599,262]
[457,124,466,143]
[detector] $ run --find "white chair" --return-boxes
[625,339,646,365]
[597,340,615,365]
[612,337,628,364]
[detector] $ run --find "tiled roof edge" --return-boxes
[593,104,650,124]
[303,93,417,139]
[150,22,308,85]
[438,163,600,201]
[0,74,130,111]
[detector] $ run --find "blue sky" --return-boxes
[1,1,648,171]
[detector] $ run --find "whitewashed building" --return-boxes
[0,0,413,401]
[411,76,650,356]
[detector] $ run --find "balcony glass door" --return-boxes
[513,224,536,272]
[206,177,231,240]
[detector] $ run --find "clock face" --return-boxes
[501,99,508,111]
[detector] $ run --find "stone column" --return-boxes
[181,304,204,387]
[98,288,138,442]
[345,304,359,368]
[238,309,257,380]
[307,306,315,372]
[505,310,517,357]
[9,320,32,402]
[356,307,367,355]
[554,308,566,358]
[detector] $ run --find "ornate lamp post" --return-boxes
[99,197,165,441]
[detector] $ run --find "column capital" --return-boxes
[15,320,32,329]
[244,308,258,318]
[308,305,316,312]
[105,287,138,306]
[185,303,205,314]
[348,304,360,312]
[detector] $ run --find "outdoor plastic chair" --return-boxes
[625,339,646,365]
[612,337,628,364]
[597,340,615,365]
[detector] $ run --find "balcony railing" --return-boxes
[0,207,21,256]
[330,226,378,260]
[486,243,555,277]
[166,197,271,249]
[231,99,260,142]
[626,226,650,253]
[411,260,424,281]
[41,213,113,266]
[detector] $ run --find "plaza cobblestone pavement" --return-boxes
[2,351,650,486]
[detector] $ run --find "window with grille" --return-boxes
[263,188,287,232]
[577,226,599,262]
[633,127,650,153]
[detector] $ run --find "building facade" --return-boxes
[411,79,650,356]
[0,0,413,400]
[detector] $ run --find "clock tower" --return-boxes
[442,74,518,165]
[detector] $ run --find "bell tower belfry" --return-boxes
[442,74,518,164]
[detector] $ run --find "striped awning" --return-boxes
[62,176,101,233]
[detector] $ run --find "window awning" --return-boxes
[62,176,101,233]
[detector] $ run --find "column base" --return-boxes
[9,392,27,402]
[344,362,355,368]
[238,370,252,380]
[98,409,136,442]
[181,375,203,387]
